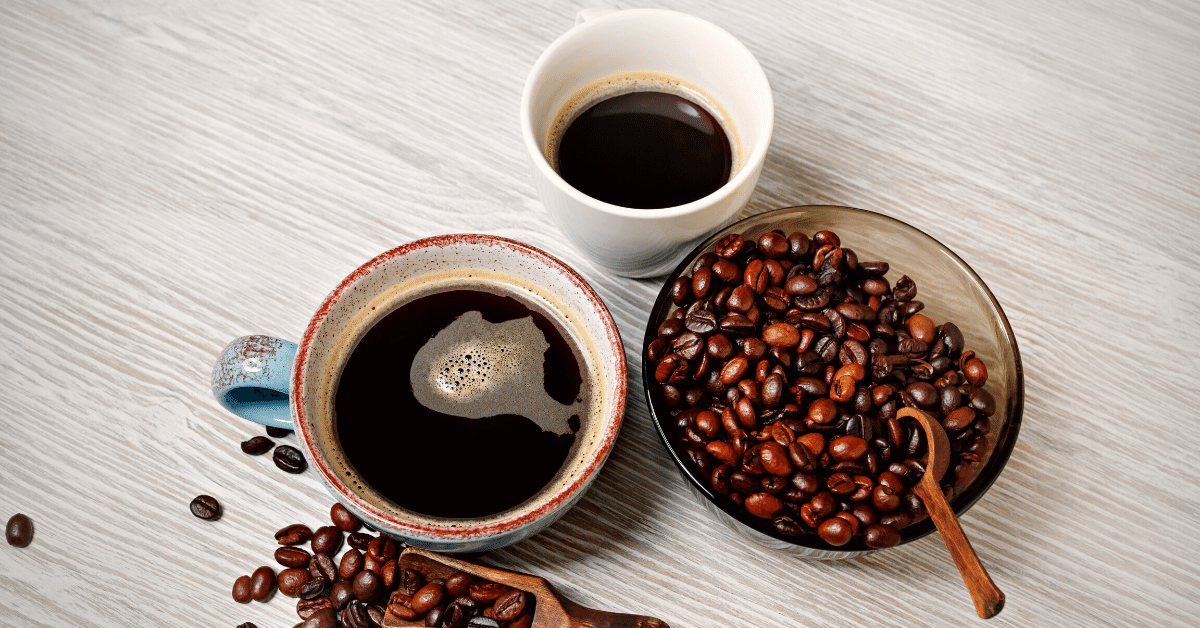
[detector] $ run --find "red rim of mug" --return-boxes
[290,234,627,541]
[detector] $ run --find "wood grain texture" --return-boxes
[1,1,1198,627]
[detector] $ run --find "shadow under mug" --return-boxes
[210,234,628,553]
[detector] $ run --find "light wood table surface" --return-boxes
[2,1,1198,626]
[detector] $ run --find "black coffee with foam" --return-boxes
[335,288,582,519]
[556,90,732,209]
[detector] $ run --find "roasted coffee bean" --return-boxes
[299,575,329,601]
[278,568,311,598]
[468,581,511,604]
[311,526,343,556]
[762,322,800,347]
[685,307,718,334]
[726,285,755,312]
[233,575,253,603]
[251,565,277,602]
[864,523,902,548]
[241,436,275,455]
[745,493,784,518]
[299,608,337,628]
[339,549,364,580]
[380,559,398,589]
[818,516,854,546]
[276,546,312,568]
[309,552,338,582]
[330,503,362,532]
[274,445,307,473]
[352,570,384,602]
[412,582,446,614]
[365,535,397,563]
[367,604,386,628]
[266,425,293,437]
[670,277,692,306]
[298,595,333,619]
[671,332,705,361]
[692,251,718,273]
[189,495,221,520]
[330,581,354,610]
[468,617,501,628]
[715,234,745,258]
[655,353,688,384]
[276,524,314,545]
[3,513,34,551]
[342,602,370,628]
[692,266,714,299]
[236,623,257,628]
[347,532,373,551]
[445,571,475,597]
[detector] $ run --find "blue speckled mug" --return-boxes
[211,235,626,553]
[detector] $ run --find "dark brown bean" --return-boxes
[330,581,354,610]
[494,589,527,622]
[352,570,384,602]
[745,492,784,518]
[273,523,310,545]
[670,277,692,306]
[330,503,362,532]
[715,234,745,258]
[278,568,310,598]
[762,322,800,347]
[189,495,221,520]
[297,596,333,620]
[251,565,277,602]
[692,266,714,299]
[310,526,343,556]
[818,516,854,546]
[347,532,373,551]
[233,575,252,604]
[273,445,307,473]
[241,435,275,455]
[445,571,475,598]
[864,523,902,548]
[309,553,338,582]
[468,581,511,604]
[412,582,446,614]
[299,574,329,600]
[275,546,312,568]
[339,548,364,580]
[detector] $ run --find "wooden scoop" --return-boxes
[899,407,1005,619]
[383,547,670,628]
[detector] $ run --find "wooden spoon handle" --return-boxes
[915,483,1006,619]
[562,599,671,628]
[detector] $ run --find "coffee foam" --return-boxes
[545,70,742,176]
[316,269,605,527]
[410,310,579,436]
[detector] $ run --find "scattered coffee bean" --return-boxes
[330,580,354,610]
[346,532,373,551]
[365,536,397,563]
[240,436,275,456]
[297,596,333,620]
[232,575,252,604]
[236,623,257,628]
[278,567,311,598]
[266,425,293,437]
[339,549,364,581]
[274,445,307,474]
[310,552,338,582]
[311,526,344,556]
[352,569,384,603]
[298,608,337,628]
[189,495,221,521]
[276,523,314,545]
[330,503,362,532]
[251,565,277,602]
[299,574,330,600]
[5,514,34,547]
[276,546,312,568]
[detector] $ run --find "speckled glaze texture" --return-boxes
[290,234,627,552]
[210,334,298,429]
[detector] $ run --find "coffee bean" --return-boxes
[864,523,902,548]
[276,523,313,545]
[818,516,854,546]
[274,445,307,473]
[339,549,364,580]
[330,580,354,610]
[5,514,34,547]
[266,425,293,437]
[278,568,311,598]
[236,623,257,628]
[250,565,277,602]
[297,596,333,620]
[240,436,275,455]
[299,607,337,628]
[468,582,510,604]
[366,535,397,562]
[311,526,343,556]
[299,574,329,600]
[425,606,446,628]
[444,571,475,597]
[232,575,252,603]
[310,552,338,582]
[367,604,385,628]
[347,532,373,551]
[189,495,221,520]
[468,617,501,628]
[412,582,446,614]
[276,546,312,568]
[353,570,384,602]
[330,503,362,532]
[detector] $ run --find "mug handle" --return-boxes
[575,4,620,25]
[211,334,298,429]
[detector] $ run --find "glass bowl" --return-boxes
[642,205,1023,558]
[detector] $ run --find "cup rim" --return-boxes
[291,234,627,542]
[519,8,775,220]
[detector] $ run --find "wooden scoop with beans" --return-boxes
[383,547,670,628]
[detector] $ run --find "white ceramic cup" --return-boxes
[521,8,775,278]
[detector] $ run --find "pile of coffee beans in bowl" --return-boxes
[646,228,996,549]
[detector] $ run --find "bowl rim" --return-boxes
[642,205,1024,554]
